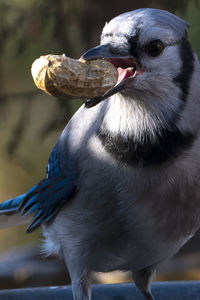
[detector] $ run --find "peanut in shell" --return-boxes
[31,54,118,98]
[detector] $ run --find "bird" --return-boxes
[0,7,200,300]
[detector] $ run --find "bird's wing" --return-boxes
[0,102,104,232]
[0,147,78,233]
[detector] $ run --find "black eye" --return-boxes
[146,40,165,57]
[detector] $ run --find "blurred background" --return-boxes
[0,0,200,289]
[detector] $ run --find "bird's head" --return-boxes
[82,8,195,109]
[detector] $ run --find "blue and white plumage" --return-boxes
[1,8,200,300]
[0,146,77,233]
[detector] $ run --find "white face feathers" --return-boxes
[90,8,198,166]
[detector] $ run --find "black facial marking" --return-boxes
[128,37,139,59]
[127,23,142,60]
[174,38,194,102]
[99,128,195,166]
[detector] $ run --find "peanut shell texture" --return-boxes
[31,54,118,98]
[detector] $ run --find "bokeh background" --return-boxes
[0,0,200,289]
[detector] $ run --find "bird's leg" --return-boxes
[71,270,91,300]
[142,291,155,300]
[132,266,156,300]
[62,250,91,300]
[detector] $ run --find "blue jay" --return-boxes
[0,8,200,300]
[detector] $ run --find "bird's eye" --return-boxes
[146,40,165,57]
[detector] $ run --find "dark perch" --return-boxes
[0,282,200,300]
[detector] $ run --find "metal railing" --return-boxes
[0,282,200,299]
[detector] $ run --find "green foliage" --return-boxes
[184,0,200,55]
[1,0,86,65]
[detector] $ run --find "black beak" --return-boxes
[82,44,114,61]
[82,44,136,108]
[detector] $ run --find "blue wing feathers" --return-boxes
[47,148,63,179]
[21,178,76,233]
[0,194,26,214]
[0,146,78,233]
